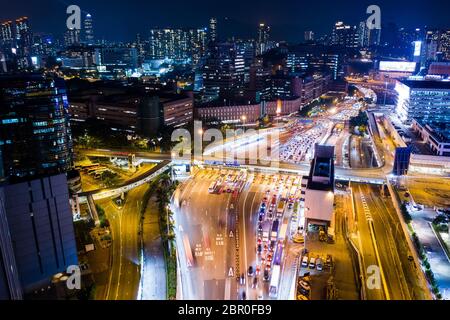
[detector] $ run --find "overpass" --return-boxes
[77,160,172,204]
[80,148,389,182]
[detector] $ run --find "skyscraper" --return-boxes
[201,42,240,101]
[304,31,315,42]
[0,21,13,45]
[0,73,77,299]
[0,74,73,181]
[14,17,32,69]
[331,21,359,48]
[83,13,94,45]
[64,28,80,46]
[149,28,206,63]
[257,23,270,55]
[209,17,217,43]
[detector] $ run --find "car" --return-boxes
[267,254,273,262]
[257,292,264,300]
[301,256,309,268]
[263,197,268,203]
[263,270,270,282]
[316,258,323,271]
[255,265,261,275]
[258,215,264,222]
[257,244,262,254]
[258,224,263,232]
[257,238,262,245]
[309,257,316,269]
[252,277,258,289]
[268,213,273,220]
[264,244,268,252]
[239,273,245,285]
[248,266,254,277]
[241,291,247,300]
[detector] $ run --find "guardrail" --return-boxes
[77,160,172,203]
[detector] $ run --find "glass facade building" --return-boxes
[0,74,73,182]
[395,79,450,124]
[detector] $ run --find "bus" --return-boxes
[208,181,217,193]
[273,242,283,265]
[269,265,281,298]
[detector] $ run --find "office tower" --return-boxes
[83,13,94,45]
[257,23,270,55]
[395,79,450,124]
[64,28,80,46]
[0,73,78,298]
[331,22,359,48]
[201,42,240,100]
[209,17,217,43]
[0,74,73,181]
[15,17,33,68]
[304,31,314,42]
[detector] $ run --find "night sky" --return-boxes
[1,0,449,42]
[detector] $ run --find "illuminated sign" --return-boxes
[413,41,422,57]
[379,61,417,72]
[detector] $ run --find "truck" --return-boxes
[262,221,271,243]
[276,200,286,217]
[271,219,280,241]
[278,220,288,244]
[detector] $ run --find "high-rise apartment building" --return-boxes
[209,17,217,43]
[149,28,207,64]
[83,13,94,45]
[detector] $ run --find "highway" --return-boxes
[103,185,145,300]
[352,183,428,300]
[172,169,235,299]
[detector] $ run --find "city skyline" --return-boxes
[1,0,450,42]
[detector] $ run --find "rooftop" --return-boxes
[401,79,450,90]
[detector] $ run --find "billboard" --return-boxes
[379,61,417,72]
[413,41,422,57]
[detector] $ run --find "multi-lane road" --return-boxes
[352,183,429,300]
